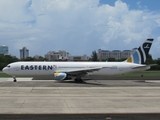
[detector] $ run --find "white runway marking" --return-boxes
[145,80,160,83]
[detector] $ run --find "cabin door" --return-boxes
[119,66,123,71]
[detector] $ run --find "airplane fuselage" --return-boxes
[3,61,149,77]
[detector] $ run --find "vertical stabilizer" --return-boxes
[126,38,154,64]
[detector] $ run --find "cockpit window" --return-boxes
[7,65,10,68]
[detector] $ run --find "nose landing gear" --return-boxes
[13,76,17,82]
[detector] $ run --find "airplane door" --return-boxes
[119,66,123,71]
[15,67,19,71]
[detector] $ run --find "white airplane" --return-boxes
[3,38,153,83]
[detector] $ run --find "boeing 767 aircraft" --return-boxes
[3,38,153,83]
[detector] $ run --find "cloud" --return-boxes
[0,0,34,23]
[0,0,160,58]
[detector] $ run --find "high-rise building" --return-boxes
[20,47,29,59]
[0,45,8,54]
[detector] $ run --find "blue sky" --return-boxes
[0,0,160,59]
[100,0,160,11]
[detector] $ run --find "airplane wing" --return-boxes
[55,67,106,75]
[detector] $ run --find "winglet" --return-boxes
[126,38,154,64]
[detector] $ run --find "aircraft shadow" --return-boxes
[60,80,104,86]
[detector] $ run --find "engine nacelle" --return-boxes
[54,72,67,81]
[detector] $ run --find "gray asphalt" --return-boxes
[0,114,160,120]
[0,78,160,120]
[0,79,160,87]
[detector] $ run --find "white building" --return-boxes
[20,47,29,59]
[0,45,8,54]
[110,50,121,60]
[69,54,90,61]
[121,50,132,59]
[45,50,69,61]
[98,49,133,60]
[98,49,110,60]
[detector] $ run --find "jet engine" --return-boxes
[54,72,68,81]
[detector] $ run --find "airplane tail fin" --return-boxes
[125,38,154,64]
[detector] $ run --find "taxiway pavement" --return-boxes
[0,78,160,119]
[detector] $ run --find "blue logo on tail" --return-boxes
[126,39,153,64]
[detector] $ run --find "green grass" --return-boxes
[119,73,159,77]
[116,71,160,78]
[129,71,160,76]
[0,72,12,77]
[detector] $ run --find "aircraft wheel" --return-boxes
[75,78,78,83]
[13,76,17,82]
[13,79,17,82]
[75,78,83,83]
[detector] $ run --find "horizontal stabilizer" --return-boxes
[131,65,150,69]
[148,64,158,67]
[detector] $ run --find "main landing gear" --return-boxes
[13,76,17,82]
[74,78,84,83]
